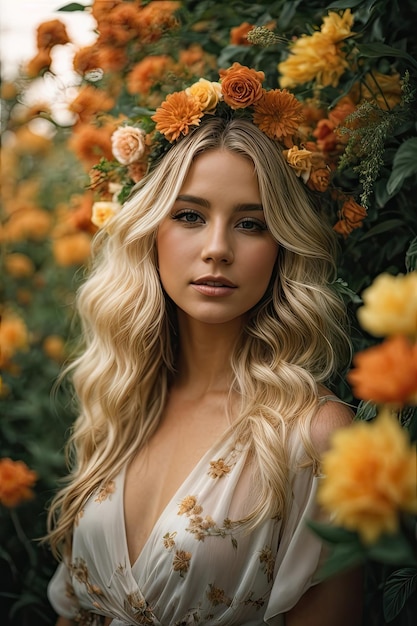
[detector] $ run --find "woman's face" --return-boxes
[156,149,279,328]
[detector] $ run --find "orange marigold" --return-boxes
[253,89,304,140]
[69,85,115,124]
[25,49,52,78]
[219,62,264,109]
[69,123,116,168]
[53,232,92,266]
[36,19,70,49]
[230,22,254,45]
[73,46,101,75]
[152,91,204,141]
[127,55,173,95]
[0,315,29,369]
[0,458,38,508]
[347,335,417,405]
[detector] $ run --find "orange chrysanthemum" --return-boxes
[219,62,264,109]
[347,335,417,405]
[0,458,38,508]
[152,91,204,141]
[253,89,304,140]
[69,122,117,168]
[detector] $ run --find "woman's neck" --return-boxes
[174,315,243,397]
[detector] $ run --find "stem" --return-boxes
[9,508,37,570]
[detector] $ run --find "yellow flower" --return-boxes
[321,9,354,41]
[279,32,349,88]
[317,410,417,544]
[358,272,417,338]
[186,78,222,112]
[91,201,121,230]
[283,145,314,182]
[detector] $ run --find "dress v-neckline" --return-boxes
[120,432,233,572]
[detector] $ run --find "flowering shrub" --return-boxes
[1,1,416,624]
[311,270,417,624]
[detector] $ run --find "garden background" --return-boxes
[1,1,417,625]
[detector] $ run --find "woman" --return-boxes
[47,70,362,625]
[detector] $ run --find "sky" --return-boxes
[0,0,96,80]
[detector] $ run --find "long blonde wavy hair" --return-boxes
[47,118,351,557]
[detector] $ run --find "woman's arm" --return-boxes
[285,398,363,625]
[285,567,363,626]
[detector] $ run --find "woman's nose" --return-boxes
[201,222,234,264]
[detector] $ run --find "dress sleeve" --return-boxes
[47,560,81,619]
[264,466,326,623]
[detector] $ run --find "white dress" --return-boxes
[48,432,325,625]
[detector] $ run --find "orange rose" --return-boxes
[347,335,417,405]
[219,62,264,109]
[334,197,367,237]
[306,156,331,192]
[0,458,37,508]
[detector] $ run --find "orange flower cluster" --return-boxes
[348,272,417,406]
[26,19,70,77]
[0,458,38,508]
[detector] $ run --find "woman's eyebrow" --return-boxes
[175,194,264,212]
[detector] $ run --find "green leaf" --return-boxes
[387,138,417,195]
[356,43,417,70]
[406,237,417,272]
[317,540,364,579]
[332,278,362,304]
[57,2,88,10]
[383,568,417,621]
[359,219,406,240]
[366,532,417,566]
[354,401,378,422]
[307,520,359,544]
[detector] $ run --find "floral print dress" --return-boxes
[48,433,325,625]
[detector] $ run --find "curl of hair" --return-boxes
[47,118,351,556]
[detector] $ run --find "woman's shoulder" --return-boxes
[312,385,355,455]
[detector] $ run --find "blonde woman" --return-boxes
[47,112,362,625]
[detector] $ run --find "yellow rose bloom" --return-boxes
[317,410,417,544]
[358,272,417,338]
[186,79,222,112]
[283,146,313,182]
[91,201,121,230]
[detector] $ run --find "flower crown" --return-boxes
[92,63,331,229]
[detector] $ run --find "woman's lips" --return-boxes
[191,279,237,297]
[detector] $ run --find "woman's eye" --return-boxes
[172,210,203,224]
[237,219,267,232]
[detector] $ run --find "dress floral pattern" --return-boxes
[48,433,325,625]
